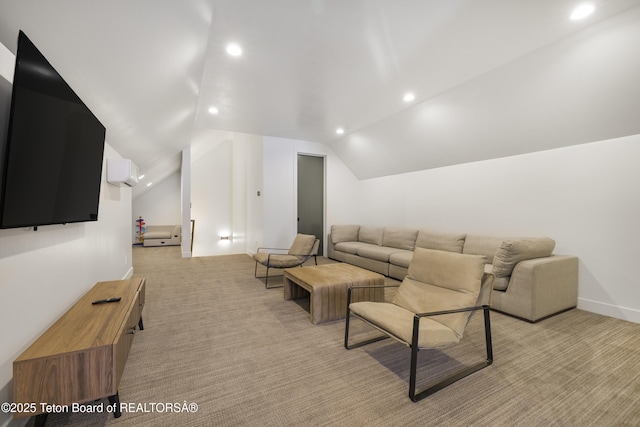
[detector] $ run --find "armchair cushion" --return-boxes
[405,248,486,294]
[346,247,493,400]
[253,234,318,287]
[288,233,317,256]
[348,302,460,347]
[392,248,487,336]
[253,253,308,268]
[492,237,555,278]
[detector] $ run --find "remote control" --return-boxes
[92,297,122,305]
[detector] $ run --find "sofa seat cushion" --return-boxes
[493,237,556,278]
[382,227,418,250]
[331,225,360,244]
[389,250,413,268]
[357,245,402,262]
[334,241,370,255]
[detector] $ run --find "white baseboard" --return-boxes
[123,266,134,279]
[578,298,640,324]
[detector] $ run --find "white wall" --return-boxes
[134,130,262,258]
[260,131,640,325]
[190,130,262,257]
[181,146,192,258]
[132,171,182,242]
[0,144,134,427]
[245,134,263,255]
[191,136,232,256]
[262,136,361,252]
[0,42,134,427]
[231,132,261,254]
[355,135,640,323]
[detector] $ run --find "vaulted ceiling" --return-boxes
[1,0,639,197]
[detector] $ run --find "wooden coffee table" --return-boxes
[283,263,385,324]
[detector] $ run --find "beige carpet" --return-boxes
[28,247,640,427]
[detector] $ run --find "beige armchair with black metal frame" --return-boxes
[253,233,319,288]
[345,247,494,402]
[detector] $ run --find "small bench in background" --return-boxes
[143,225,181,247]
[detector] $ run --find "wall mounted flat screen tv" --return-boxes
[0,31,105,229]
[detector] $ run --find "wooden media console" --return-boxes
[12,278,145,425]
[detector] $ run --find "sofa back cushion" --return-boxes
[382,227,418,250]
[358,226,384,245]
[331,224,360,244]
[492,237,556,278]
[463,235,508,263]
[144,226,173,239]
[416,229,466,253]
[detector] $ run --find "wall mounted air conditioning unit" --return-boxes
[107,158,139,187]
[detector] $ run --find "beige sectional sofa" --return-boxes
[327,224,578,322]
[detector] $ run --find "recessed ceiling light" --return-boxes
[146,182,153,187]
[208,106,219,114]
[226,43,243,56]
[570,4,595,20]
[403,93,415,102]
[138,174,145,180]
[336,128,345,135]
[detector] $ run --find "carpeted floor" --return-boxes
[28,246,640,427]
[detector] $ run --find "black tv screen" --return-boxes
[0,31,105,229]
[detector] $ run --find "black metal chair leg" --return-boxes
[255,261,274,288]
[484,306,493,363]
[409,316,420,401]
[344,302,352,349]
[344,288,389,349]
[409,307,493,402]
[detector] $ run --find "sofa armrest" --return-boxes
[496,255,578,322]
[327,233,336,259]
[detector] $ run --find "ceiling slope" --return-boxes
[0,0,639,193]
[330,4,640,179]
